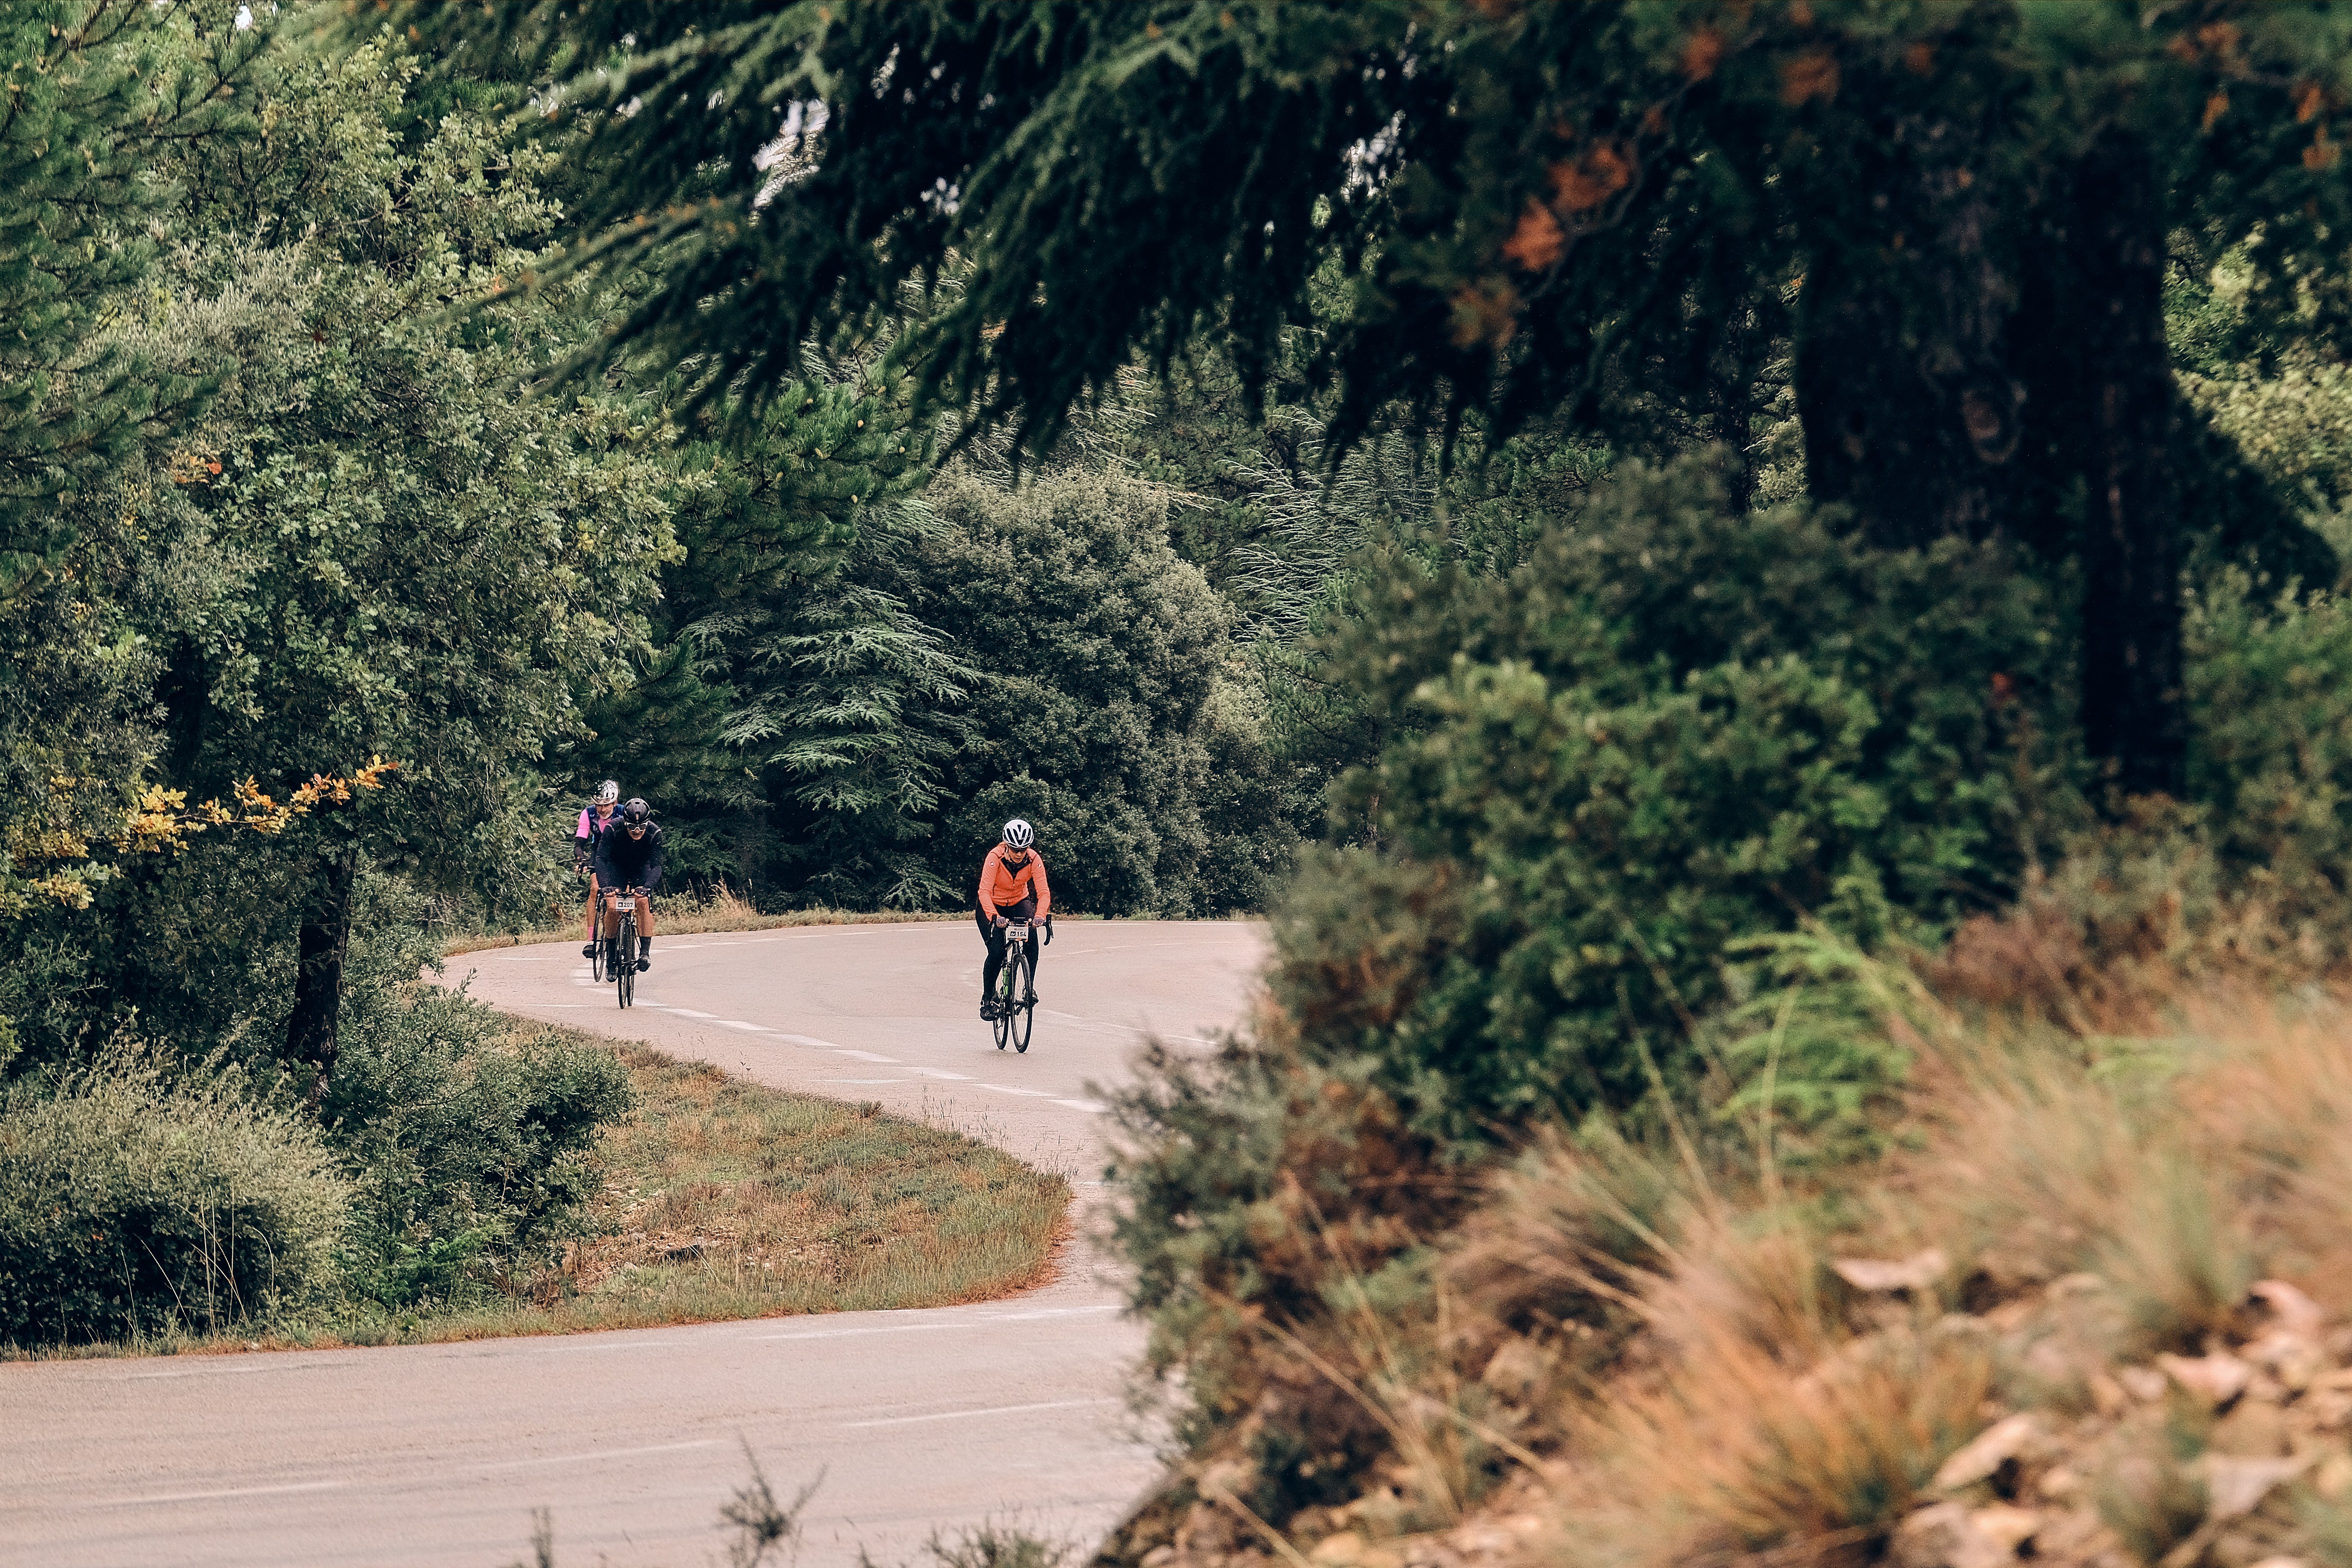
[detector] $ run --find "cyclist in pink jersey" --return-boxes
[574,780,622,956]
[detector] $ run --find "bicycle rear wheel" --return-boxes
[1011,946,1034,1054]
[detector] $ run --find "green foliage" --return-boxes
[0,3,260,920]
[325,943,634,1309]
[2185,569,2352,940]
[388,0,2352,802]
[570,360,952,898]
[1270,457,2065,1145]
[1107,1032,1439,1489]
[6,27,677,1064]
[0,1,254,583]
[0,1044,349,1345]
[148,36,673,887]
[1716,931,1917,1170]
[914,469,1231,914]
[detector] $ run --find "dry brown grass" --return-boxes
[522,1044,1071,1325]
[1506,981,2352,1568]
[1113,861,2352,1568]
[1584,1325,1995,1566]
[389,1043,1070,1342]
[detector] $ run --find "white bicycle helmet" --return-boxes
[1002,818,1034,849]
[596,779,620,804]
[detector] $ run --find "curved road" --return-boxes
[0,919,1265,1568]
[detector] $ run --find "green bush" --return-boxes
[1273,457,2070,1147]
[326,972,634,1308]
[915,468,1237,914]
[2187,568,2352,942]
[0,1048,349,1345]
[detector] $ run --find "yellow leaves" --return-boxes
[28,873,93,910]
[1904,43,1935,77]
[2306,125,2339,172]
[2297,83,2328,125]
[1778,48,1839,107]
[2203,91,2230,132]
[1501,201,1566,273]
[113,759,400,856]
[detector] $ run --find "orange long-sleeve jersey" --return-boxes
[977,844,1051,920]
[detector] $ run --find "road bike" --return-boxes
[990,917,1041,1053]
[603,885,646,1009]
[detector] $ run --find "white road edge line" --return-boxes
[481,1438,726,1473]
[89,1479,350,1509]
[744,1303,1117,1343]
[845,1397,1118,1429]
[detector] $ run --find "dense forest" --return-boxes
[14,7,2352,1559]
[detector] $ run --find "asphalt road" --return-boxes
[0,918,1267,1568]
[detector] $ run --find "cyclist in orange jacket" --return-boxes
[977,818,1051,1020]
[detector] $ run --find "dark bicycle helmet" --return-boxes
[621,798,652,826]
[1003,818,1034,849]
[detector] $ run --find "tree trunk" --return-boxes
[2065,131,2186,802]
[286,850,358,1108]
[1796,113,2028,553]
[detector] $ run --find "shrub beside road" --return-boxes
[1,1013,1065,1358]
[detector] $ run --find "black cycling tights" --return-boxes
[976,898,1043,1000]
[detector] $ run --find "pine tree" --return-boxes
[384,0,2352,805]
[570,366,969,907]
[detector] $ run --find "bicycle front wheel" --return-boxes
[617,912,635,1008]
[1011,946,1034,1054]
[992,961,1012,1049]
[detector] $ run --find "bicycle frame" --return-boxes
[603,885,647,1008]
[992,919,1038,1052]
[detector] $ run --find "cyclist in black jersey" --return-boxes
[591,798,665,971]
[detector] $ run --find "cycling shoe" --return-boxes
[635,956,651,972]
[582,943,597,958]
[980,998,1001,1021]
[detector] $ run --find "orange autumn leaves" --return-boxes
[2171,21,2338,171]
[1462,18,1842,348]
[1468,139,1637,345]
[1498,141,1635,276]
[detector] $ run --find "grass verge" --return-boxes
[492,1042,1074,1330]
[12,1034,1069,1358]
